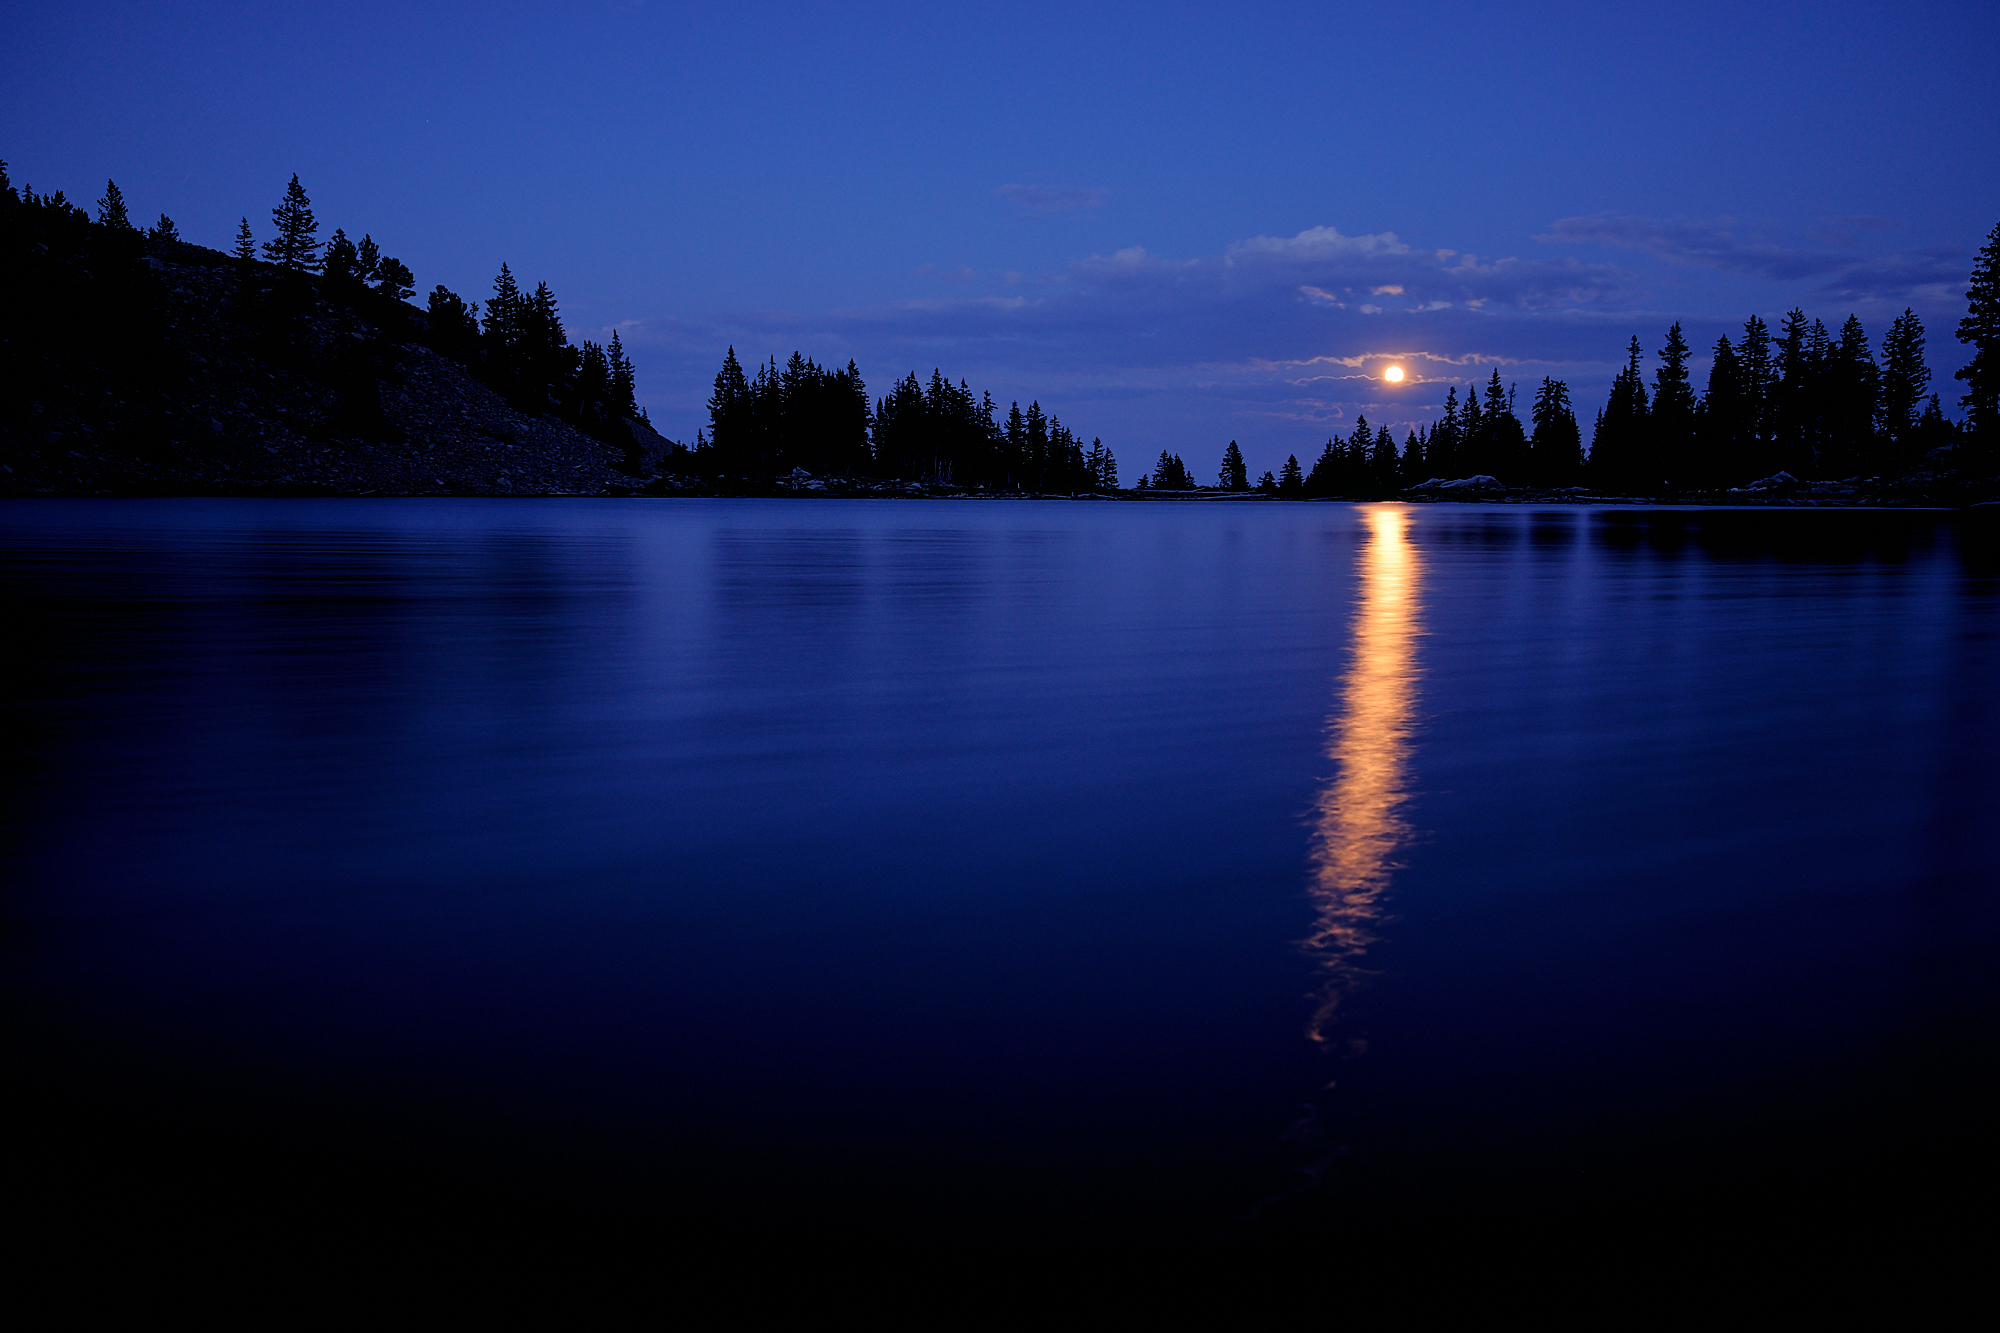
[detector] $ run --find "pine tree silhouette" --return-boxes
[1956,220,2000,455]
[1879,308,1931,462]
[1220,440,1248,490]
[262,174,320,271]
[96,180,131,229]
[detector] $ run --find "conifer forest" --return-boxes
[5,162,1996,501]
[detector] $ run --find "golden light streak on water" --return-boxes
[1306,505,1423,1043]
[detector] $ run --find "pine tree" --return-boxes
[375,257,415,303]
[1696,336,1745,487]
[1879,308,1931,464]
[1652,322,1697,488]
[323,229,358,285]
[148,213,178,243]
[1738,314,1776,472]
[1483,370,1528,481]
[1400,428,1426,487]
[96,179,131,229]
[484,265,523,342]
[708,346,751,469]
[1278,454,1304,496]
[1772,309,1813,476]
[233,217,256,262]
[355,234,381,284]
[1432,386,1460,478]
[262,174,320,271]
[1821,315,1881,477]
[1460,384,1485,473]
[1303,435,1338,497]
[1369,424,1399,491]
[575,341,612,423]
[1530,378,1582,485]
[426,285,480,361]
[1220,440,1248,491]
[609,330,637,419]
[1151,450,1194,490]
[1590,337,1650,491]
[1956,220,2000,457]
[1257,470,1278,495]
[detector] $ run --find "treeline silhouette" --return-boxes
[1582,308,1969,491]
[700,347,1118,490]
[1249,225,1997,498]
[245,171,651,441]
[2,166,653,456]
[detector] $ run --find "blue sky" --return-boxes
[8,0,1996,474]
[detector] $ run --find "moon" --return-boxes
[1383,365,1405,383]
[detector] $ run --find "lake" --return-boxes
[7,498,1997,1272]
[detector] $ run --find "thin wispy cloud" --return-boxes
[621,223,1650,458]
[997,183,1107,213]
[1540,214,1965,302]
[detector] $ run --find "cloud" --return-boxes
[997,183,1106,213]
[1539,213,1965,302]
[616,223,1659,465]
[610,219,1969,465]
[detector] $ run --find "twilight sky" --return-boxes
[8,0,1997,474]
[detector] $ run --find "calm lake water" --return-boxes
[7,499,1997,1265]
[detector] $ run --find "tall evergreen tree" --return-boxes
[1432,386,1461,477]
[1879,308,1931,464]
[426,285,480,362]
[1957,220,2000,458]
[1738,314,1776,472]
[1529,377,1582,485]
[1482,370,1528,481]
[1696,335,1746,487]
[1820,314,1881,477]
[1460,384,1485,473]
[322,229,358,285]
[1651,322,1697,488]
[1589,337,1650,491]
[262,174,320,272]
[1400,428,1427,487]
[96,179,131,229]
[1151,450,1195,490]
[707,345,752,468]
[483,264,526,393]
[1278,454,1304,496]
[148,213,179,242]
[1220,440,1249,491]
[1369,423,1399,490]
[233,217,256,262]
[608,331,637,419]
[1772,309,1820,476]
[375,257,415,303]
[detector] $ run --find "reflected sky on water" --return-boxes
[5,498,1997,1252]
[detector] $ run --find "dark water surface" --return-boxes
[7,499,1997,1267]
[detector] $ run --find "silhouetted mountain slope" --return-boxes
[3,223,671,497]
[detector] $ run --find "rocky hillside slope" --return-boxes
[4,229,675,497]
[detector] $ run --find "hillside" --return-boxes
[3,196,677,497]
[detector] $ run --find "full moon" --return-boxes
[1383,365,1405,383]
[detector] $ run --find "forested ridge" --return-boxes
[2,167,667,495]
[5,160,1994,503]
[694,222,1997,503]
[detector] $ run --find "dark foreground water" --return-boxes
[6,499,1998,1277]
